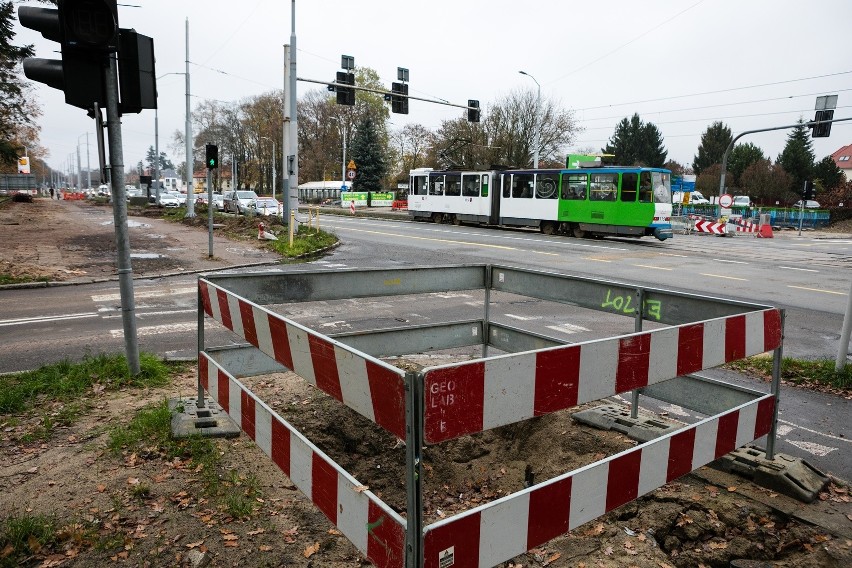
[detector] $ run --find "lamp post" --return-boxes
[330,117,346,193]
[78,133,91,189]
[154,72,186,205]
[519,70,541,168]
[260,136,276,201]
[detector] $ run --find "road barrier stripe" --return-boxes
[199,353,406,568]
[200,280,408,440]
[421,394,775,568]
[422,309,781,443]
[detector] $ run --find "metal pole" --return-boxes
[105,55,141,376]
[797,183,806,236]
[282,44,289,225]
[94,103,106,187]
[766,310,785,460]
[404,370,424,568]
[197,284,205,408]
[86,133,91,189]
[272,140,276,202]
[835,280,852,370]
[76,141,82,190]
[288,0,299,224]
[207,168,214,258]
[630,288,645,419]
[154,107,161,204]
[519,70,540,168]
[184,18,195,218]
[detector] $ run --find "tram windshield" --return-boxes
[651,171,671,204]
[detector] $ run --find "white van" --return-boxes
[223,190,259,215]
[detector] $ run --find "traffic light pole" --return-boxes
[105,55,141,376]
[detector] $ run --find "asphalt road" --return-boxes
[1,213,850,480]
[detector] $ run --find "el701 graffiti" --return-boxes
[601,289,663,321]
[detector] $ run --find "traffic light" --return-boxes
[467,99,480,122]
[812,109,834,138]
[336,71,355,106]
[803,180,815,200]
[18,0,118,111]
[391,82,408,114]
[206,144,219,169]
[118,29,157,114]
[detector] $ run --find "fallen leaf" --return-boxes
[26,467,38,474]
[542,552,561,566]
[127,477,140,486]
[222,534,238,541]
[604,546,613,555]
[353,485,369,493]
[224,541,239,548]
[96,484,106,493]
[328,529,341,536]
[185,540,204,549]
[727,486,737,492]
[248,528,265,536]
[259,545,272,552]
[304,542,320,558]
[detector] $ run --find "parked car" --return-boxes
[732,195,752,208]
[223,190,259,214]
[170,192,187,206]
[793,200,821,209]
[254,197,282,216]
[196,193,225,211]
[157,193,180,208]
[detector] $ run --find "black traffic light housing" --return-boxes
[335,71,355,106]
[467,99,481,122]
[812,109,834,138]
[206,144,219,169]
[803,180,815,200]
[391,82,409,114]
[118,29,157,114]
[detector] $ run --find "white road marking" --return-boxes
[92,286,196,302]
[431,292,472,299]
[319,321,351,329]
[778,266,819,273]
[110,322,197,338]
[102,308,196,319]
[505,314,539,321]
[700,273,748,281]
[659,253,688,258]
[0,312,98,327]
[777,418,852,444]
[776,424,795,436]
[632,264,672,271]
[788,285,845,295]
[658,403,691,418]
[546,323,590,335]
[786,440,837,457]
[712,258,748,264]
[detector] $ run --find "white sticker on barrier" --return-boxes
[439,546,455,568]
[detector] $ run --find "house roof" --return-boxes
[831,144,852,169]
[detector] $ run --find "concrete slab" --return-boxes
[571,403,683,443]
[711,446,830,504]
[169,396,240,439]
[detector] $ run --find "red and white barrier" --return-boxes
[694,219,725,234]
[422,393,775,568]
[199,280,408,439]
[423,309,781,443]
[198,353,406,568]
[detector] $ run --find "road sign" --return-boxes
[340,184,347,191]
[347,159,356,170]
[347,169,356,180]
[719,194,733,208]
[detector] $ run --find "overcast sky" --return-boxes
[14,0,852,178]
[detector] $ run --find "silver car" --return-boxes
[224,190,259,214]
[158,193,180,208]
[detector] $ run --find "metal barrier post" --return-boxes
[766,309,785,460]
[289,209,295,247]
[482,265,492,358]
[630,288,644,419]
[405,370,424,568]
[315,206,320,232]
[196,285,205,408]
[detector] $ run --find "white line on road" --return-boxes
[632,264,672,271]
[546,323,590,335]
[110,322,197,338]
[505,314,539,321]
[786,440,837,457]
[711,259,748,264]
[700,273,748,281]
[777,418,852,444]
[91,286,196,303]
[101,308,197,319]
[0,312,99,327]
[659,253,688,258]
[788,285,845,295]
[778,266,819,273]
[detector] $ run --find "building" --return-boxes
[831,144,852,181]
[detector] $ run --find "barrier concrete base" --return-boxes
[711,446,830,503]
[169,396,241,439]
[571,403,683,443]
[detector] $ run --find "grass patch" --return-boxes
[0,353,173,415]
[269,225,338,257]
[0,514,58,568]
[727,356,852,390]
[0,273,50,285]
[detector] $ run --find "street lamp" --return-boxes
[519,70,541,168]
[154,72,186,205]
[330,116,347,194]
[77,133,91,190]
[260,136,276,201]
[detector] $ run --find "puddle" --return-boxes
[130,253,166,259]
[99,220,151,228]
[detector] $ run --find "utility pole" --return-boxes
[184,18,195,217]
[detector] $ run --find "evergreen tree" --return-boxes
[727,142,765,186]
[603,113,667,168]
[778,118,815,194]
[812,155,843,192]
[0,1,36,166]
[145,145,175,171]
[692,121,732,175]
[350,116,387,191]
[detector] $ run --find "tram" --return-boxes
[407,157,673,241]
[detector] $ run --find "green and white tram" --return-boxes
[408,161,673,241]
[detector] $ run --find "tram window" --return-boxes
[462,174,480,197]
[445,174,461,196]
[621,172,638,202]
[481,174,489,197]
[561,173,587,200]
[413,176,427,196]
[502,174,511,198]
[639,172,653,203]
[535,173,559,199]
[590,174,618,201]
[429,175,444,195]
[512,173,534,198]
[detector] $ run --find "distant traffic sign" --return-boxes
[719,194,733,208]
[340,184,347,191]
